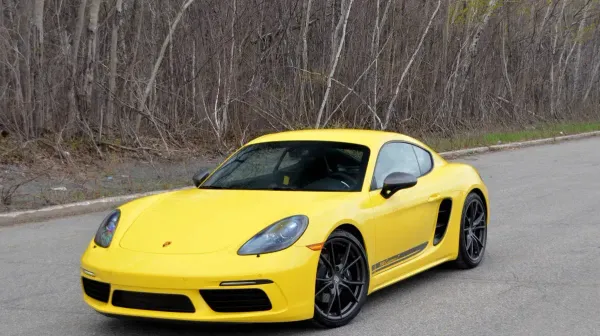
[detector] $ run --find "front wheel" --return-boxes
[312,230,369,328]
[454,192,488,269]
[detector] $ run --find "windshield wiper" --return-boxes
[200,185,296,190]
[198,185,228,189]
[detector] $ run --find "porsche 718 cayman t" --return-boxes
[80,129,489,328]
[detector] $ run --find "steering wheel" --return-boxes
[328,171,358,189]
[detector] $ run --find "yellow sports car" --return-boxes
[80,129,489,328]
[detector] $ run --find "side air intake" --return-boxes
[433,199,452,245]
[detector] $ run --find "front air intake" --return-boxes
[111,290,196,313]
[81,277,111,303]
[200,288,272,313]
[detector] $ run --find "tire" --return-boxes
[312,229,370,328]
[453,192,488,269]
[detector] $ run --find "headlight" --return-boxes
[238,215,309,255]
[94,209,120,248]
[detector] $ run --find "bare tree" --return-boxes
[67,0,88,129]
[133,0,197,152]
[383,0,442,130]
[0,0,599,155]
[105,0,124,139]
[32,0,45,132]
[83,0,101,120]
[315,0,355,128]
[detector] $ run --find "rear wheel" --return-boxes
[312,230,369,328]
[454,192,488,269]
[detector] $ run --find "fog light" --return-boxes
[81,268,96,277]
[219,279,273,286]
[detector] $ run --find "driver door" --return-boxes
[365,142,439,275]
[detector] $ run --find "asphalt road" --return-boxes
[1,137,600,336]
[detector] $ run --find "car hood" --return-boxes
[118,188,349,254]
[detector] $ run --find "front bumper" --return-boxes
[80,242,320,323]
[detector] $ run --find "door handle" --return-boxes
[428,193,441,202]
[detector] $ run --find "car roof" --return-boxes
[247,128,419,148]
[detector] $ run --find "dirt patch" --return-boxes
[0,139,223,213]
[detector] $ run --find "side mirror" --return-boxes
[380,172,417,199]
[193,168,211,188]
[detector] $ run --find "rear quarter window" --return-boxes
[412,146,433,175]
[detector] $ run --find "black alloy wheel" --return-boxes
[313,230,369,328]
[454,192,488,269]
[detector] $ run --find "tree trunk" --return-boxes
[572,0,591,102]
[457,0,500,117]
[105,0,124,139]
[315,0,356,128]
[300,0,313,117]
[67,0,87,130]
[17,0,33,138]
[84,0,101,120]
[32,0,45,135]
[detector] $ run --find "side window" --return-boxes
[412,146,433,175]
[372,143,421,189]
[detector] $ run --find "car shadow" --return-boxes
[363,262,456,305]
[97,263,457,335]
[101,317,316,336]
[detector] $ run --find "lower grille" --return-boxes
[112,290,195,313]
[82,277,110,303]
[200,288,272,313]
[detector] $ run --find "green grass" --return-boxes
[424,121,600,152]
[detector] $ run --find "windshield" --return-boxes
[201,141,370,191]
